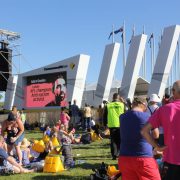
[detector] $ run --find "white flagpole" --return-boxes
[143,25,146,78]
[171,58,173,88]
[150,35,153,75]
[112,25,114,43]
[152,35,155,73]
[122,21,126,70]
[175,44,177,81]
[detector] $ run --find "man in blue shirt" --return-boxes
[70,99,80,128]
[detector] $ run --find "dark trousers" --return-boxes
[62,145,73,167]
[163,162,180,180]
[84,117,91,130]
[109,128,120,158]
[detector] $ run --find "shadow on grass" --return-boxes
[75,162,118,169]
[76,155,111,160]
[25,130,42,134]
[32,175,89,180]
[72,144,109,150]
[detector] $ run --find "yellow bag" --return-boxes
[51,137,60,147]
[43,135,50,143]
[32,140,45,153]
[43,155,64,173]
[107,165,120,177]
[91,131,101,141]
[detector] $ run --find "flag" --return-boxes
[148,33,153,43]
[121,33,123,43]
[128,28,135,44]
[148,33,154,48]
[108,26,123,39]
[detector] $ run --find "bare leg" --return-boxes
[14,144,22,165]
[7,144,14,156]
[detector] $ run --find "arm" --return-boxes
[151,128,159,139]
[141,123,166,152]
[7,156,24,173]
[66,113,70,121]
[103,106,108,127]
[16,118,24,137]
[1,120,7,136]
[11,118,24,143]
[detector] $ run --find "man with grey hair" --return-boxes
[141,80,180,180]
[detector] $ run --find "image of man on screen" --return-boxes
[45,75,66,107]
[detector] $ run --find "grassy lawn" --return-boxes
[0,130,119,180]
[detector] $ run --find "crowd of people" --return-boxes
[0,80,180,179]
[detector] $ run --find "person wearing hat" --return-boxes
[20,138,31,166]
[146,94,164,146]
[118,97,161,180]
[146,94,161,115]
[2,110,24,165]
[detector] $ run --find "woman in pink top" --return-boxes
[60,107,70,131]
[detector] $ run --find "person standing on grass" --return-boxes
[83,104,92,131]
[118,97,160,180]
[141,80,180,180]
[103,93,125,160]
[20,110,26,125]
[60,107,70,131]
[2,111,24,165]
[70,100,79,129]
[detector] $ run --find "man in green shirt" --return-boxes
[103,93,125,160]
[20,110,26,125]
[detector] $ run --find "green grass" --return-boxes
[0,131,118,180]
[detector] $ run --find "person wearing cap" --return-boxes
[141,80,180,180]
[147,94,164,146]
[103,93,125,160]
[146,94,161,115]
[118,97,161,180]
[2,110,24,165]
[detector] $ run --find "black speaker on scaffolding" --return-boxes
[0,41,12,91]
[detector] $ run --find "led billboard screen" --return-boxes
[25,72,67,108]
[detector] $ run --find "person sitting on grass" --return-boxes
[20,138,31,166]
[43,125,51,137]
[57,124,74,169]
[0,135,35,173]
[90,120,103,140]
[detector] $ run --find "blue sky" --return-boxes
[0,0,180,85]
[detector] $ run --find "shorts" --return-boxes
[118,156,161,180]
[14,133,24,145]
[6,133,24,146]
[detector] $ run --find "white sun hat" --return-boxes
[149,94,161,103]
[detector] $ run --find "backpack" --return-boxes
[147,106,159,115]
[90,162,108,180]
[80,133,91,144]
